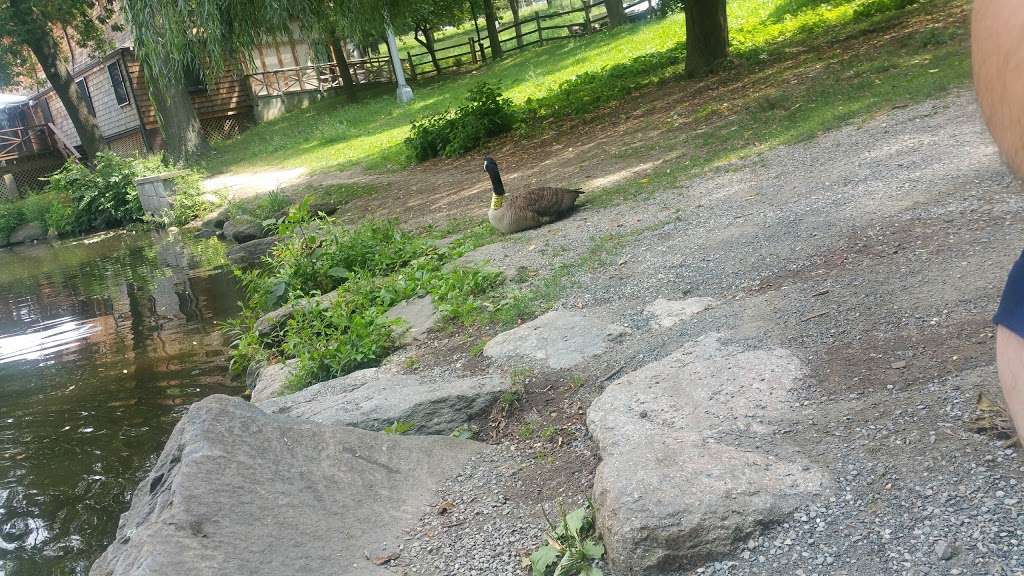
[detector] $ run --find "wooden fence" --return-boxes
[404,0,657,80]
[242,0,657,99]
[246,56,395,98]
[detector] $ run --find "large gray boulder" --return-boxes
[9,222,45,244]
[483,309,629,369]
[249,359,298,403]
[89,395,483,576]
[587,335,829,574]
[222,215,266,244]
[260,368,508,435]
[254,289,340,338]
[227,236,280,268]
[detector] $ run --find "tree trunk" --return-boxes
[508,0,523,48]
[12,0,105,160]
[605,0,627,27]
[469,0,484,42]
[683,0,728,77]
[329,34,357,101]
[150,68,208,165]
[482,0,504,59]
[416,27,442,73]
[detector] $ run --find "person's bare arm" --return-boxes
[973,0,1024,435]
[973,0,1024,176]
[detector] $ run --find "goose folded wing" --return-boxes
[516,187,583,218]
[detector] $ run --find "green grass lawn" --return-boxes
[203,0,969,178]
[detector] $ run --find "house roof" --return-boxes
[0,94,29,108]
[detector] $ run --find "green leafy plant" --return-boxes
[383,420,416,435]
[530,503,605,576]
[518,421,537,439]
[168,171,222,226]
[405,82,519,161]
[45,153,144,233]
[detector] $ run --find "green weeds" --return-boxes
[530,503,605,576]
[227,214,519,391]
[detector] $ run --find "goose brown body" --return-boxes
[488,186,584,233]
[483,157,583,234]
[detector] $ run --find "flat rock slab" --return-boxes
[255,289,340,338]
[89,395,483,576]
[587,335,829,574]
[250,359,298,403]
[260,368,509,435]
[223,215,266,244]
[483,309,629,369]
[385,295,439,343]
[643,297,717,327]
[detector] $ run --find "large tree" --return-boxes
[0,0,110,159]
[605,0,627,28]
[683,0,728,77]
[406,0,468,73]
[481,0,503,59]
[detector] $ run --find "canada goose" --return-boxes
[484,156,584,234]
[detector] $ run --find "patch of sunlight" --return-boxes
[584,159,665,190]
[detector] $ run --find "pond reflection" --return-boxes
[0,230,241,575]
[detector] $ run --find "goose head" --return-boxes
[484,156,505,196]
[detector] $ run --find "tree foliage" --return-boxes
[0,0,113,157]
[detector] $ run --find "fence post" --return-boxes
[647,0,653,17]
[478,38,487,63]
[535,12,543,44]
[406,52,417,81]
[469,37,479,63]
[583,0,592,33]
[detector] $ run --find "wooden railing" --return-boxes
[403,0,658,79]
[0,125,54,162]
[0,124,81,163]
[246,56,395,98]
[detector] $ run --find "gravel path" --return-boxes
[397,91,1024,575]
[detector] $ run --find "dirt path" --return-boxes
[388,91,1023,575]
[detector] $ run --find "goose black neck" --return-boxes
[487,166,506,196]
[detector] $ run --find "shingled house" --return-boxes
[1,23,394,194]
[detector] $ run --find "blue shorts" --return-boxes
[995,249,1024,338]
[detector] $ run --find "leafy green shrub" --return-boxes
[266,219,434,304]
[46,152,143,233]
[168,171,221,226]
[530,503,605,576]
[406,82,519,161]
[0,203,25,243]
[43,194,77,236]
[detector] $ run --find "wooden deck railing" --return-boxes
[246,56,395,98]
[0,125,55,162]
[0,124,81,163]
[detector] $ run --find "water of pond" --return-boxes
[0,230,242,575]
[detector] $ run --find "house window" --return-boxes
[75,78,95,117]
[107,61,131,106]
[185,63,208,94]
